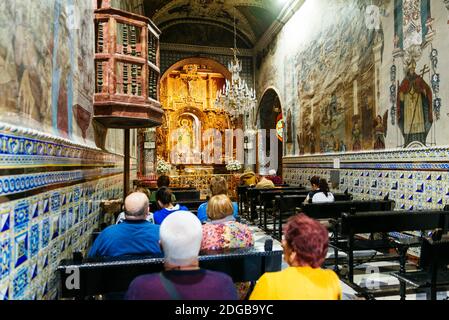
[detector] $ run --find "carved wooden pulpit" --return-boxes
[93,7,162,128]
[93,4,162,197]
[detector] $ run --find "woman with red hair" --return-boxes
[250,214,341,300]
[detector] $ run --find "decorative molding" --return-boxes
[160,42,254,57]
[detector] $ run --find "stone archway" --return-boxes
[256,88,284,176]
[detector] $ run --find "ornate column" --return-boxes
[373,38,383,113]
[138,128,157,180]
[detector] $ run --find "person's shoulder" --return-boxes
[204,270,234,283]
[129,273,160,287]
[100,223,121,234]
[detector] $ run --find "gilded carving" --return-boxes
[158,63,235,165]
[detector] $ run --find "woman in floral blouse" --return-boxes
[202,195,254,250]
[201,194,254,299]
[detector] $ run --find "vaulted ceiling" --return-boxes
[143,0,287,48]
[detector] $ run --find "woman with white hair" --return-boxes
[125,211,238,300]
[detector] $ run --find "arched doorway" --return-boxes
[256,88,283,177]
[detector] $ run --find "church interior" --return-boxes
[1,0,449,301]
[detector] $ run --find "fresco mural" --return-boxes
[256,0,449,156]
[0,0,96,145]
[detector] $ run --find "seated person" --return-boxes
[149,175,176,203]
[250,214,342,300]
[201,195,254,299]
[116,187,154,224]
[89,192,161,258]
[304,176,321,204]
[312,179,335,203]
[239,169,257,187]
[255,175,275,189]
[201,195,253,251]
[153,187,188,225]
[197,177,238,223]
[266,169,283,185]
[125,211,238,300]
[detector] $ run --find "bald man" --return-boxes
[88,192,162,258]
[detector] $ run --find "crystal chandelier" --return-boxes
[215,11,257,127]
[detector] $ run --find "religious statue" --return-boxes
[177,119,193,153]
[397,59,433,147]
[286,109,293,143]
[352,119,362,151]
[373,111,388,150]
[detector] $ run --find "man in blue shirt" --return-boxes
[89,192,161,258]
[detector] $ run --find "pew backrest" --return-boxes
[173,190,201,201]
[276,195,307,213]
[419,238,449,270]
[57,246,282,299]
[301,200,396,220]
[341,210,449,236]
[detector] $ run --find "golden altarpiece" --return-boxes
[158,63,239,170]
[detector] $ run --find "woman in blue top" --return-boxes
[197,176,239,223]
[154,187,189,225]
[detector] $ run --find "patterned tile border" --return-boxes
[0,168,123,198]
[284,162,449,171]
[0,122,123,168]
[284,146,449,164]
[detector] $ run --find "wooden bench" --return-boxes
[247,187,306,221]
[300,200,396,220]
[391,238,449,300]
[335,210,449,287]
[57,241,283,300]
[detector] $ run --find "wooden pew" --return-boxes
[257,189,309,229]
[57,242,283,300]
[272,195,307,240]
[335,210,449,285]
[301,200,396,220]
[300,200,396,272]
[172,190,201,201]
[392,238,449,300]
[247,187,306,221]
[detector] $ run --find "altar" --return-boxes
[168,173,238,201]
[155,61,240,167]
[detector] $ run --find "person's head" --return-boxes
[269,169,277,176]
[282,214,329,268]
[310,176,320,190]
[210,176,228,197]
[124,192,149,221]
[318,179,330,196]
[157,175,170,188]
[134,187,151,201]
[160,211,203,267]
[207,194,234,221]
[156,187,174,208]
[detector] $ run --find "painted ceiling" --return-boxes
[143,0,287,48]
